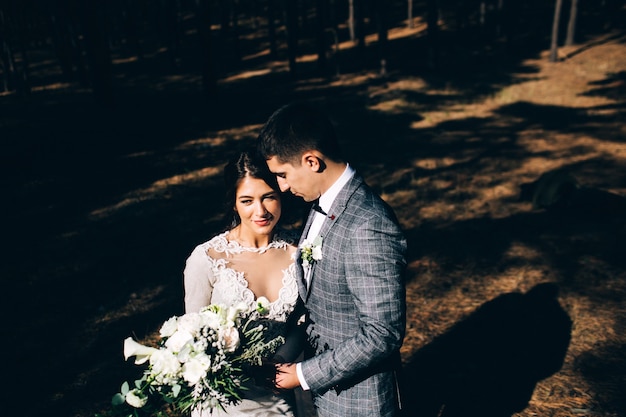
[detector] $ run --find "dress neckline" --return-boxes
[218,231,290,254]
[201,231,299,321]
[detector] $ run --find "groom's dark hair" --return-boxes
[257,102,344,164]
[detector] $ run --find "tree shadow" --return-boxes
[400,283,572,417]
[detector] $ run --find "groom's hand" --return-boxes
[274,363,301,390]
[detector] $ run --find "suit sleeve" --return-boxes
[183,244,215,313]
[300,214,407,392]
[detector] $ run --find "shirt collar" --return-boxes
[318,163,355,213]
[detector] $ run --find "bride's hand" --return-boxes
[274,363,301,390]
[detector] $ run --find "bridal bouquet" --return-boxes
[106,302,284,416]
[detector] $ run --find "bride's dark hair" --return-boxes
[222,151,281,230]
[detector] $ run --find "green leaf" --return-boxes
[112,393,126,406]
[120,381,130,395]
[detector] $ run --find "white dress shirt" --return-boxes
[305,163,355,242]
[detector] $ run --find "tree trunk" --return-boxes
[0,8,16,93]
[495,0,504,38]
[565,0,578,46]
[228,0,241,64]
[373,0,388,76]
[348,0,364,49]
[220,0,231,37]
[315,0,328,75]
[267,0,277,59]
[163,0,181,71]
[426,0,439,69]
[602,0,620,30]
[348,0,355,41]
[549,0,563,62]
[197,0,217,96]
[285,0,298,78]
[122,0,144,62]
[48,3,76,81]
[328,0,340,76]
[82,0,114,107]
[13,1,31,95]
[480,1,486,26]
[355,0,365,49]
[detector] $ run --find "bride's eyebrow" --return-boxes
[237,191,278,199]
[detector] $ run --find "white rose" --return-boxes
[311,246,323,261]
[123,337,158,365]
[219,327,240,353]
[182,353,211,385]
[164,329,194,353]
[125,388,148,408]
[150,349,181,378]
[200,310,222,330]
[160,316,178,338]
[177,312,203,336]
[226,303,246,323]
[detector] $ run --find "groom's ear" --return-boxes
[302,152,325,173]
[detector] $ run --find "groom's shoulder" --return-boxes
[347,177,400,220]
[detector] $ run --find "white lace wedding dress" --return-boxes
[184,230,300,417]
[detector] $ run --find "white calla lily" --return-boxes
[123,337,158,364]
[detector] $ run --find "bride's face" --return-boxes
[234,176,282,236]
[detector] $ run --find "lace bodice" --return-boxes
[184,231,299,322]
[184,231,300,417]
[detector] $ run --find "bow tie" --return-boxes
[312,202,327,216]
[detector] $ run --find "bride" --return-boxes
[183,151,304,416]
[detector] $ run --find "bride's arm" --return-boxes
[183,244,215,313]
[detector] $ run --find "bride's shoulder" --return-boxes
[190,231,229,254]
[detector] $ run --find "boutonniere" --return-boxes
[300,236,323,267]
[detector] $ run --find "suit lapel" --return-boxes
[297,209,316,299]
[299,208,316,246]
[318,174,363,237]
[304,175,364,300]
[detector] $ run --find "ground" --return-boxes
[2,24,625,417]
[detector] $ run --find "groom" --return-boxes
[257,102,407,417]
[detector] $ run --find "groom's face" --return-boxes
[266,156,319,202]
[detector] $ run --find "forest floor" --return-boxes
[2,21,626,417]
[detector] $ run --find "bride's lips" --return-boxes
[254,218,273,227]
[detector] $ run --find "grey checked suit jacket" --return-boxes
[296,173,407,417]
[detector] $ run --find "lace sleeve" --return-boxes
[183,243,216,313]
